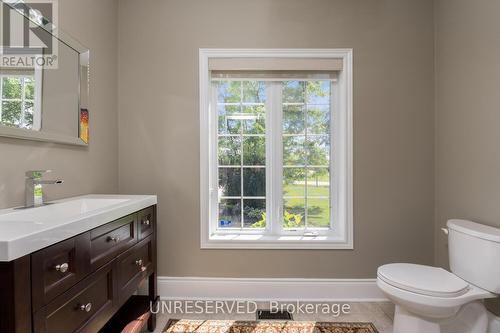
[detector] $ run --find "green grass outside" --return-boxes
[283,184,330,228]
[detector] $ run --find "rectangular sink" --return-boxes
[0,194,157,261]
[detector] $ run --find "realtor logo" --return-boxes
[1,0,58,68]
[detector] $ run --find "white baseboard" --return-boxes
[157,276,387,302]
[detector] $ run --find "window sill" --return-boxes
[201,233,353,249]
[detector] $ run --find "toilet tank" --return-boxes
[447,219,500,293]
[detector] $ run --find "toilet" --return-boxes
[377,219,500,333]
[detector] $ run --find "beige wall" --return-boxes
[118,0,435,278]
[434,0,500,267]
[0,0,119,208]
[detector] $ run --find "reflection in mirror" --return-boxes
[0,1,89,145]
[39,39,80,137]
[0,67,42,130]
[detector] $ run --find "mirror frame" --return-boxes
[0,0,90,146]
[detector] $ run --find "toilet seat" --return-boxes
[377,272,494,320]
[378,263,470,298]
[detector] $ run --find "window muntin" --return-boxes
[214,79,333,235]
[0,75,38,130]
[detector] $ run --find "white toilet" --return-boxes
[377,219,500,333]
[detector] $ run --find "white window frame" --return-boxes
[200,49,353,249]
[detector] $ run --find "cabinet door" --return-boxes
[116,237,153,304]
[33,264,115,333]
[31,233,91,311]
[90,213,137,271]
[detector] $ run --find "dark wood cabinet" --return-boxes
[0,205,157,333]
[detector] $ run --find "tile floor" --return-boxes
[151,301,394,333]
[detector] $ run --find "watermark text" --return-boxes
[150,300,351,317]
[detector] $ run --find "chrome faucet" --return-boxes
[25,170,64,207]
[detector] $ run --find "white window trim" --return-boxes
[200,49,353,250]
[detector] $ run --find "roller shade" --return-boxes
[209,57,342,81]
[208,57,343,71]
[211,70,337,81]
[0,67,35,76]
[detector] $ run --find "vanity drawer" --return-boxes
[116,237,153,303]
[31,233,91,311]
[138,206,155,241]
[90,213,137,270]
[33,264,115,333]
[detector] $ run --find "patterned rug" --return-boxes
[163,319,379,333]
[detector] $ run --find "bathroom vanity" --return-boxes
[0,195,158,333]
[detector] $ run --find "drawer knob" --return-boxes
[80,303,92,312]
[142,219,150,226]
[107,236,120,243]
[135,259,146,272]
[55,263,69,273]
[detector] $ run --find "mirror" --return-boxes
[0,1,89,145]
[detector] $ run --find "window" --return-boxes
[0,69,42,130]
[200,49,352,249]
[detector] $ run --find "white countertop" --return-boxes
[0,194,157,261]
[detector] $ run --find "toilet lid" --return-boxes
[378,263,469,298]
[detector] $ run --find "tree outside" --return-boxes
[0,76,35,129]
